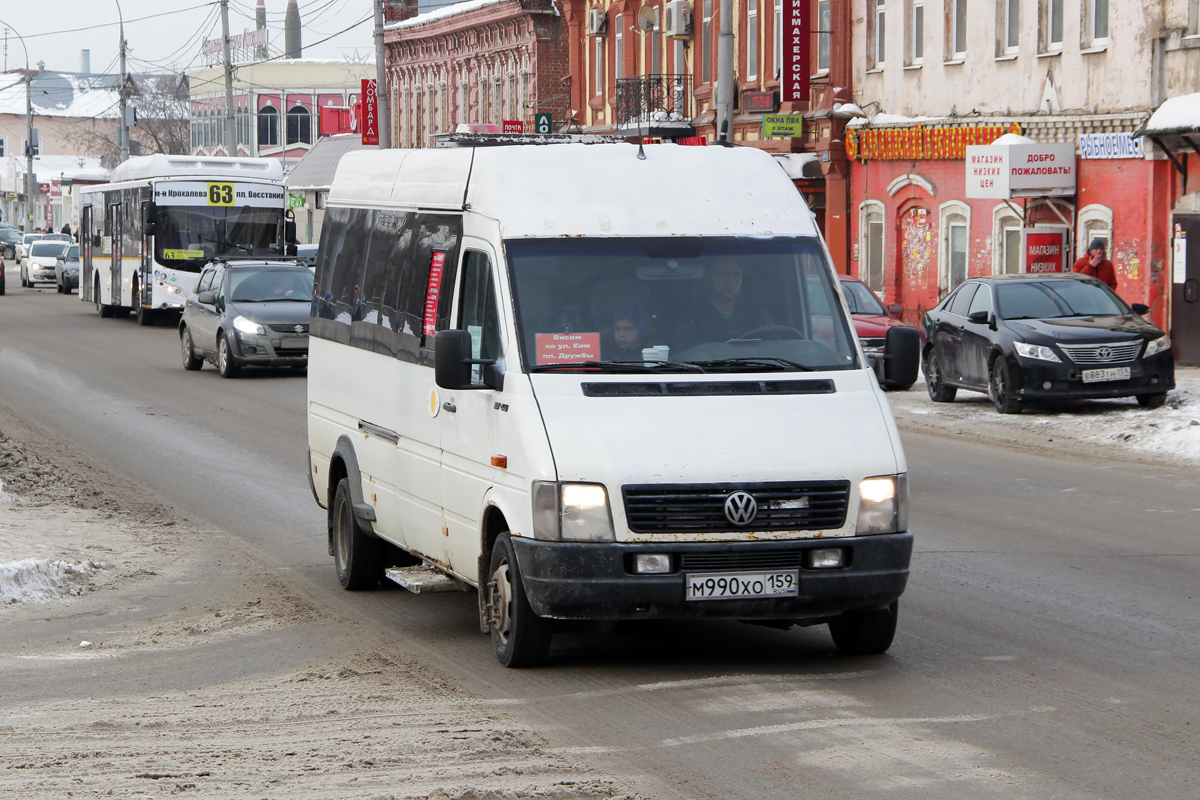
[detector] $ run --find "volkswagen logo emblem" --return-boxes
[295,325,304,333]
[724,491,758,526]
[1097,346,1113,360]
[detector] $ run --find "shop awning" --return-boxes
[1132,93,1200,190]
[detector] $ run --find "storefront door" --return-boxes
[899,207,936,324]
[1172,214,1200,366]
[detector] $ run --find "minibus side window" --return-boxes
[458,250,502,383]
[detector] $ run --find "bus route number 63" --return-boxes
[207,182,235,206]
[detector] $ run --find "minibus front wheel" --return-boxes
[332,478,383,590]
[487,534,552,668]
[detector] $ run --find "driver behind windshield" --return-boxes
[673,260,773,350]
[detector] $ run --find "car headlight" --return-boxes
[1144,336,1170,358]
[531,481,615,542]
[856,474,908,535]
[1014,341,1061,362]
[232,315,265,335]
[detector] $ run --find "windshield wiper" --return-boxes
[690,357,815,372]
[235,297,305,303]
[531,360,705,373]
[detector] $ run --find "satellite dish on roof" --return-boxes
[637,4,657,32]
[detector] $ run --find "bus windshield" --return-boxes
[156,205,283,270]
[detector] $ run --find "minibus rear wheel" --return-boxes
[332,478,383,590]
[828,601,898,655]
[487,534,552,667]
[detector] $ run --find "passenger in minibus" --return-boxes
[606,307,649,361]
[673,260,773,349]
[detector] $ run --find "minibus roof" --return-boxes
[327,143,819,239]
[108,154,285,183]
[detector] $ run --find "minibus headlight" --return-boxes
[531,481,615,542]
[855,474,908,535]
[232,315,265,335]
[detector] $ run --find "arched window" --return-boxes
[993,203,1023,275]
[1077,203,1113,259]
[286,104,311,145]
[258,105,280,147]
[938,200,971,296]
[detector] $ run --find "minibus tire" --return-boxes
[828,601,898,655]
[332,478,383,590]
[487,534,552,668]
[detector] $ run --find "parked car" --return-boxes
[0,227,21,260]
[839,275,914,390]
[16,232,44,262]
[21,240,70,287]
[55,244,81,294]
[295,243,319,269]
[179,261,313,377]
[920,274,1174,413]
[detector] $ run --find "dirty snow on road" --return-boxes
[888,366,1200,467]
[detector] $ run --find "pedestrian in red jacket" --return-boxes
[1072,239,1118,292]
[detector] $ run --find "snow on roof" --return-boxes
[385,0,511,31]
[0,71,120,119]
[10,155,108,184]
[847,113,947,128]
[284,134,373,191]
[772,152,820,180]
[1134,92,1200,138]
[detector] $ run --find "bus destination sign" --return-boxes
[152,181,286,208]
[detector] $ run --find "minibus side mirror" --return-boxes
[434,329,504,391]
[883,327,920,388]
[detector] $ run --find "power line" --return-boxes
[21,3,216,40]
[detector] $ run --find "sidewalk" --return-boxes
[887,366,1200,469]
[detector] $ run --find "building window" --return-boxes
[948,0,967,58]
[860,201,886,294]
[616,14,627,81]
[774,0,783,77]
[594,36,605,95]
[747,0,759,80]
[258,105,279,147]
[909,0,925,65]
[816,0,829,73]
[0,136,6,157]
[702,0,713,83]
[1077,204,1114,257]
[1002,0,1019,54]
[1041,0,1063,52]
[652,28,662,76]
[940,201,971,294]
[286,105,311,145]
[870,0,886,68]
[1189,0,1199,35]
[1087,0,1108,45]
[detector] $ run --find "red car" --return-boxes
[839,275,912,390]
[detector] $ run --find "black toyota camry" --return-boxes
[920,274,1174,414]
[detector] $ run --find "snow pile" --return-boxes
[0,479,14,505]
[0,558,104,605]
[1090,386,1200,462]
[385,0,509,30]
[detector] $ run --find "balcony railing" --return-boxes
[614,74,692,134]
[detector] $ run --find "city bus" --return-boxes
[79,155,287,325]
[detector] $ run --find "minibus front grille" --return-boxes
[622,481,850,533]
[679,550,803,571]
[582,380,835,397]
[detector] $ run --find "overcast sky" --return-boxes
[0,0,376,76]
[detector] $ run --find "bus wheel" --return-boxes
[487,533,552,668]
[331,477,383,590]
[180,327,203,371]
[95,283,112,318]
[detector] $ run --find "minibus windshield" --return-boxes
[507,237,859,373]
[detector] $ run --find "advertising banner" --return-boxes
[1023,228,1068,274]
[966,142,1076,199]
[361,79,379,146]
[780,0,810,103]
[502,120,525,133]
[423,251,447,337]
[535,332,600,364]
[152,181,286,208]
[1079,132,1145,160]
[762,115,803,137]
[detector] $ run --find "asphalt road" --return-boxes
[2,277,1198,799]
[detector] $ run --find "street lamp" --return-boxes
[0,19,35,231]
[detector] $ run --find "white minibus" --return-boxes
[306,143,919,667]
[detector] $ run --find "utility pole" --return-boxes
[115,0,130,164]
[0,20,34,230]
[716,0,733,143]
[220,0,237,156]
[374,0,390,148]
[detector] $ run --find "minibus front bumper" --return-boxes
[511,534,912,621]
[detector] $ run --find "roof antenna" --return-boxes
[635,4,657,161]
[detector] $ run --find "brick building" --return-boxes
[382,0,571,147]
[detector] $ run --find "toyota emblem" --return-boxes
[294,325,304,333]
[724,491,758,526]
[1097,346,1113,360]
